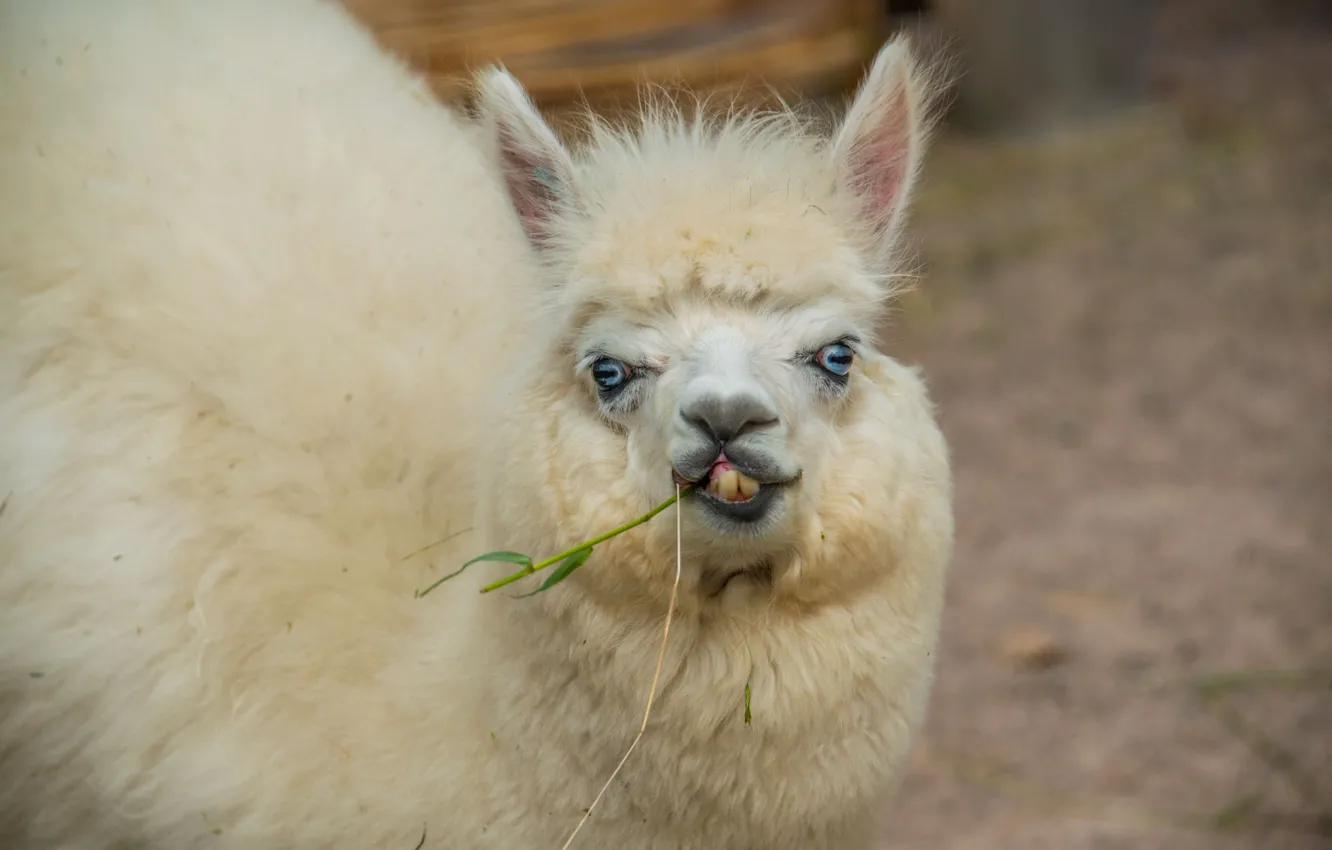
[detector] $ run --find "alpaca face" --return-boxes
[476,39,938,597]
[569,297,863,549]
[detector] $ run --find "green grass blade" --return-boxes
[515,547,593,598]
[414,550,534,598]
[463,551,534,568]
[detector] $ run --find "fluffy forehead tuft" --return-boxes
[539,96,905,323]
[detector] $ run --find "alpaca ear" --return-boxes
[475,67,579,251]
[831,37,926,242]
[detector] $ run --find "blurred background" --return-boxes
[340,0,1331,847]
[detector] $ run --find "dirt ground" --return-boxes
[872,3,1332,848]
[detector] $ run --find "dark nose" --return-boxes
[680,392,779,443]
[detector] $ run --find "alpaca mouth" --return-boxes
[706,459,761,502]
[673,456,762,501]
[673,455,786,525]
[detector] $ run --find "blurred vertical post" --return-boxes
[934,0,1156,136]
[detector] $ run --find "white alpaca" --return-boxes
[0,1,954,848]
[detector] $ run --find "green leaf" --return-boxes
[463,550,534,568]
[415,550,534,598]
[515,547,592,598]
[744,682,752,725]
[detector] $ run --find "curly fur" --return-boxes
[0,1,954,847]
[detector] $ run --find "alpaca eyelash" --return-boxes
[798,335,862,396]
[811,369,851,396]
[793,334,863,362]
[576,350,656,376]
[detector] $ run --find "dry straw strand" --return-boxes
[558,482,685,849]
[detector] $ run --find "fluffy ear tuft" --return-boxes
[475,67,578,251]
[831,37,929,244]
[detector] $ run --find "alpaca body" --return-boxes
[0,1,953,847]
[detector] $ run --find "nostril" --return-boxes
[728,417,779,441]
[680,411,730,443]
[680,410,714,439]
[679,399,779,444]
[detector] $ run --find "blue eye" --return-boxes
[591,357,631,391]
[815,342,855,377]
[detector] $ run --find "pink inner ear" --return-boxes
[498,127,561,243]
[847,85,911,228]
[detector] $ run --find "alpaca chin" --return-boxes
[698,558,775,599]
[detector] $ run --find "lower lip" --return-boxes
[689,482,782,523]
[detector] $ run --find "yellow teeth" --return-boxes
[709,469,761,502]
[738,473,760,499]
[719,469,739,501]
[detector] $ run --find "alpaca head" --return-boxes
[473,38,949,608]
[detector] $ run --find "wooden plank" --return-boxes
[341,0,884,108]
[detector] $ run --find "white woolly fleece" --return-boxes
[0,1,954,848]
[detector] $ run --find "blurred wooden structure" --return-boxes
[340,0,888,110]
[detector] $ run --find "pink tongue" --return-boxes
[708,459,736,483]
